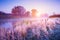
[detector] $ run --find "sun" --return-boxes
[36,12,41,17]
[36,10,49,18]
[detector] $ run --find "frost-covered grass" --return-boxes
[0,18,60,40]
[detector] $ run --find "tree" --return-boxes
[12,6,26,17]
[31,9,37,17]
[24,11,31,17]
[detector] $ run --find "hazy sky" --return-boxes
[0,0,60,15]
[0,0,60,28]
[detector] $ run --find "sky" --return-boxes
[0,0,60,15]
[0,0,60,28]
